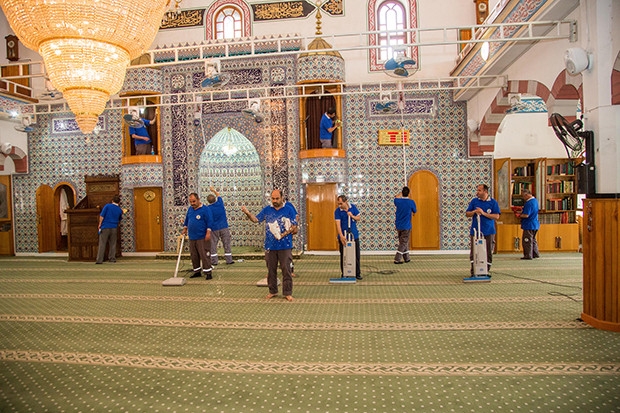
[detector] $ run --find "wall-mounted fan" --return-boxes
[37,78,63,101]
[550,112,596,194]
[384,49,417,78]
[14,116,36,132]
[123,107,145,128]
[550,112,584,159]
[375,92,399,114]
[242,99,264,123]
[200,59,229,89]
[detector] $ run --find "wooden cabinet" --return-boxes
[494,158,579,252]
[496,223,521,252]
[537,223,579,251]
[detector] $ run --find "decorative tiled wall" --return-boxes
[12,112,124,252]
[341,87,491,251]
[11,58,490,253]
[298,55,346,82]
[160,57,301,252]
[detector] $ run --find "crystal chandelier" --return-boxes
[0,0,171,134]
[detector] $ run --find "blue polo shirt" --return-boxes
[320,113,333,141]
[129,118,152,146]
[256,204,297,251]
[207,197,229,231]
[394,197,417,230]
[335,203,360,239]
[183,204,213,240]
[466,197,500,236]
[520,197,540,230]
[100,202,123,229]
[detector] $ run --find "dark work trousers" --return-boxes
[96,227,117,264]
[339,238,361,277]
[522,229,539,259]
[394,229,411,263]
[266,249,293,296]
[210,227,234,265]
[469,234,495,274]
[189,238,212,276]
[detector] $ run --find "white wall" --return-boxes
[0,118,29,174]
[153,0,476,84]
[493,112,569,159]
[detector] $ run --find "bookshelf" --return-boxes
[494,158,579,252]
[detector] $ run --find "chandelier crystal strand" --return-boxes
[0,0,171,133]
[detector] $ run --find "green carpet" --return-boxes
[1,253,619,412]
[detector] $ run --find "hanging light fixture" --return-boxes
[221,128,238,157]
[0,0,171,134]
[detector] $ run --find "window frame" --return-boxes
[205,0,251,40]
[214,6,243,39]
[368,0,419,72]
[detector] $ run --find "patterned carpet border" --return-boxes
[1,350,617,376]
[0,314,591,331]
[0,278,583,286]
[0,293,581,304]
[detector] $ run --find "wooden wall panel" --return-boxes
[582,198,620,332]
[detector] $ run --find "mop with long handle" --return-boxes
[162,235,187,286]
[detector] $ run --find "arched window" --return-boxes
[377,1,406,61]
[368,0,418,72]
[215,6,242,39]
[206,0,251,40]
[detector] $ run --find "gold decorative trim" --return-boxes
[159,9,205,30]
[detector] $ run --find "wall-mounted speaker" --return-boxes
[564,47,592,75]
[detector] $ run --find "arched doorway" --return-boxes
[54,183,76,251]
[409,170,440,249]
[37,183,76,252]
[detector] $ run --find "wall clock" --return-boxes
[474,0,489,24]
[5,35,19,62]
[143,190,156,202]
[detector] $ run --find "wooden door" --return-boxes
[306,183,338,251]
[36,185,56,252]
[0,175,14,255]
[409,171,440,249]
[134,187,163,251]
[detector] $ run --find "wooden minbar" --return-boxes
[66,175,121,262]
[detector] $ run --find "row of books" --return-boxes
[546,180,574,193]
[512,181,532,195]
[546,197,574,211]
[539,211,576,224]
[512,163,536,177]
[547,163,574,176]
